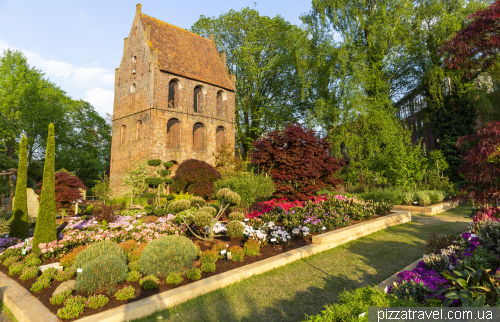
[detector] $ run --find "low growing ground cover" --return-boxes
[132,206,472,322]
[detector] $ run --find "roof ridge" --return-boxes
[140,13,212,42]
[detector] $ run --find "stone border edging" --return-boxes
[0,211,411,322]
[377,258,422,291]
[0,271,59,322]
[392,200,459,216]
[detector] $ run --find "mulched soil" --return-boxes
[1,211,393,321]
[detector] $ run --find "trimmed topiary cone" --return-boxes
[33,123,57,253]
[9,135,29,239]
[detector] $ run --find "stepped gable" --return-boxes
[140,13,234,91]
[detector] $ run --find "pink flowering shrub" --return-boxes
[472,206,500,223]
[35,216,186,258]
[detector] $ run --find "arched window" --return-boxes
[120,125,126,144]
[193,86,203,113]
[216,126,225,150]
[216,91,223,117]
[168,80,178,108]
[167,118,180,149]
[131,84,136,93]
[136,120,142,140]
[193,123,205,151]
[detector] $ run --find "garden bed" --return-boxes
[0,210,410,322]
[392,199,460,215]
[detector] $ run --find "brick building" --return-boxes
[110,4,236,196]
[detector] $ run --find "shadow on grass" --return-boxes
[133,206,473,322]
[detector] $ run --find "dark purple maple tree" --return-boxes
[37,171,87,211]
[457,121,500,205]
[251,123,344,201]
[440,1,500,78]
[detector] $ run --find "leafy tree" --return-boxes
[37,170,86,212]
[191,8,310,158]
[330,108,427,188]
[9,135,29,239]
[251,123,343,200]
[33,123,57,253]
[121,160,148,205]
[440,1,500,78]
[0,49,111,191]
[92,173,113,205]
[457,121,500,205]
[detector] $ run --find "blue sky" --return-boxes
[0,0,314,118]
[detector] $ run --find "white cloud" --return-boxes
[0,39,114,88]
[80,11,88,21]
[84,88,114,116]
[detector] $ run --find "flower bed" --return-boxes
[0,193,394,320]
[387,206,500,307]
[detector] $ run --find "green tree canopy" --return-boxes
[0,49,111,189]
[191,8,311,158]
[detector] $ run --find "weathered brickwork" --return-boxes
[110,4,236,196]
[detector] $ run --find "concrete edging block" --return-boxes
[0,272,59,322]
[392,200,460,215]
[377,258,422,291]
[1,211,412,322]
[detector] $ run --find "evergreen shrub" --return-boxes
[76,255,128,294]
[165,272,183,285]
[166,199,191,214]
[228,212,245,221]
[74,240,126,269]
[186,267,201,280]
[228,245,244,262]
[10,135,29,239]
[138,236,197,276]
[200,249,218,263]
[33,124,57,252]
[226,221,244,237]
[126,270,142,282]
[244,240,260,256]
[139,275,160,289]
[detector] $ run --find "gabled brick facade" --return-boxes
[110,4,236,196]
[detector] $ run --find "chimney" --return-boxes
[136,3,142,13]
[144,25,151,41]
[231,74,236,86]
[209,34,215,42]
[220,52,226,66]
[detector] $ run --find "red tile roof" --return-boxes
[140,13,235,91]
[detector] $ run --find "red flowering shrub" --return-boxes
[37,171,86,211]
[172,159,221,199]
[251,123,344,200]
[457,121,500,204]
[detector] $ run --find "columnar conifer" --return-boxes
[33,124,57,252]
[9,135,29,239]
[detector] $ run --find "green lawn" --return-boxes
[0,301,17,322]
[133,206,474,322]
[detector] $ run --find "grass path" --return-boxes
[134,206,474,322]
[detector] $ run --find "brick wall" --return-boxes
[110,11,235,197]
